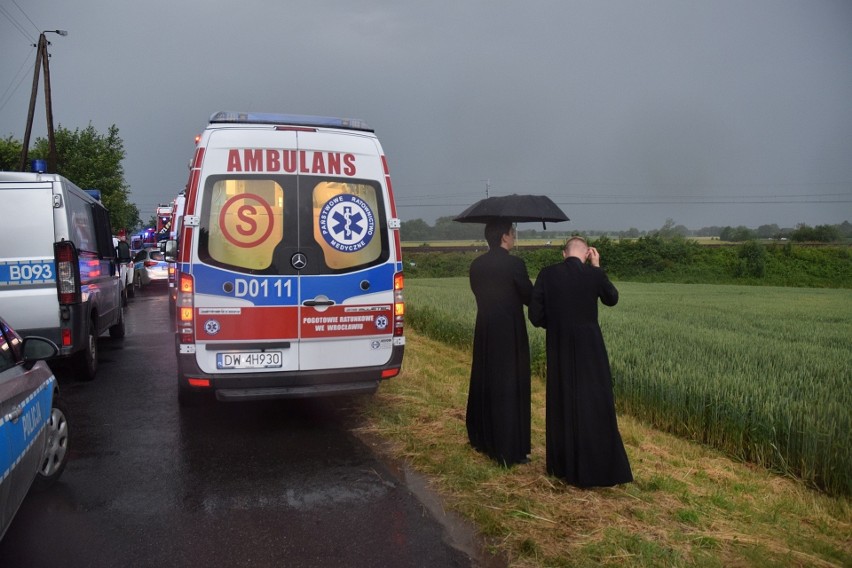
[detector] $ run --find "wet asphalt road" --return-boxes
[0,282,486,568]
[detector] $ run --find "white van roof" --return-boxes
[0,172,64,183]
[208,111,373,132]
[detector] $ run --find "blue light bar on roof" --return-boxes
[209,111,372,132]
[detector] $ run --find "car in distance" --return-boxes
[133,249,169,286]
[0,315,71,540]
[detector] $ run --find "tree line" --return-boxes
[404,236,852,288]
[401,216,851,243]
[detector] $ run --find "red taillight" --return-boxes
[180,273,193,293]
[177,273,195,343]
[54,241,81,304]
[144,260,158,267]
[188,378,210,388]
[61,328,72,347]
[381,368,400,379]
[393,272,404,337]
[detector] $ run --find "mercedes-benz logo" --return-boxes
[290,252,307,270]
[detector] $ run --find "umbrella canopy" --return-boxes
[453,194,569,229]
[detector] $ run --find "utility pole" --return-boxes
[19,30,67,173]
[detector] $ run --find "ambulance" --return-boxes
[171,111,405,405]
[166,190,186,313]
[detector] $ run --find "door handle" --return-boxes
[5,406,23,422]
[302,299,335,307]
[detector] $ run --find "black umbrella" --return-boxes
[453,194,569,229]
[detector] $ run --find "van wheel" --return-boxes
[75,324,98,381]
[110,306,126,339]
[33,393,70,491]
[127,281,135,298]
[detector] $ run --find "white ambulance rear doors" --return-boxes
[190,125,396,376]
[296,128,397,372]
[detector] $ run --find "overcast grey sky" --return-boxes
[2,0,850,232]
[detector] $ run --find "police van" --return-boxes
[171,111,405,405]
[0,172,125,380]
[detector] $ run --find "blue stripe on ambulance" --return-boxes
[191,263,394,306]
[0,376,54,484]
[300,264,395,303]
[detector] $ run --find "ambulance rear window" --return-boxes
[312,182,383,270]
[197,175,389,275]
[205,179,285,270]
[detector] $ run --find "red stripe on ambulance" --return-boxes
[196,306,298,340]
[185,147,205,215]
[301,305,393,339]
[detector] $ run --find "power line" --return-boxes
[551,199,852,205]
[0,46,36,114]
[0,4,35,42]
[392,178,852,197]
[396,191,851,202]
[468,177,852,189]
[395,191,484,201]
[396,197,852,208]
[10,0,40,36]
[544,190,852,199]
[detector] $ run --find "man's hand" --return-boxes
[587,247,600,267]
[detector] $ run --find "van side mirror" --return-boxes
[164,239,177,262]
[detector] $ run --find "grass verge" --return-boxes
[355,330,851,567]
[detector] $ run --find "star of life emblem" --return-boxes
[318,194,375,253]
[374,315,389,330]
[204,319,221,335]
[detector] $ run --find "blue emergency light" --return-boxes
[209,111,372,132]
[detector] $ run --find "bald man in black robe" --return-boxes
[466,221,533,466]
[529,237,632,487]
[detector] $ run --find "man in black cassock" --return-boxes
[528,237,633,487]
[466,221,533,466]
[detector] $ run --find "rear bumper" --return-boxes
[176,341,404,401]
[17,303,90,359]
[215,381,381,401]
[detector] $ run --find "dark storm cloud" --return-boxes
[1,0,850,231]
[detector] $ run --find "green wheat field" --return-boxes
[405,278,852,496]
